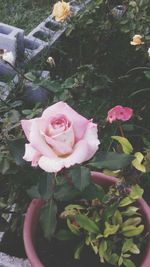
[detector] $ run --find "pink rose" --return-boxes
[21,101,100,173]
[107,105,133,123]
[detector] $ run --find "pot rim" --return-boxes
[23,171,150,267]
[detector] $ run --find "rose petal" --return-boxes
[38,141,89,173]
[63,140,92,169]
[38,156,64,173]
[83,122,100,155]
[42,125,74,156]
[52,1,70,22]
[107,105,133,123]
[123,107,133,121]
[43,134,73,156]
[29,118,57,158]
[64,123,99,168]
[52,124,75,146]
[42,102,89,141]
[23,144,41,167]
[21,119,34,140]
[38,136,98,173]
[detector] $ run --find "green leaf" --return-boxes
[61,77,75,89]
[118,256,123,266]
[90,241,99,254]
[121,206,139,217]
[99,240,107,263]
[86,18,94,24]
[88,152,134,171]
[130,184,144,200]
[122,217,141,228]
[123,258,136,267]
[75,214,99,233]
[7,139,25,166]
[39,79,62,92]
[54,182,80,201]
[122,239,140,254]
[67,218,80,235]
[103,203,119,221]
[132,152,146,172]
[129,244,140,254]
[70,166,91,191]
[111,136,133,154]
[24,72,36,82]
[122,225,144,237]
[122,239,133,253]
[22,109,31,115]
[103,222,120,237]
[123,254,131,258]
[6,109,20,123]
[112,210,123,225]
[27,185,41,199]
[38,174,54,200]
[55,229,75,240]
[82,183,105,200]
[65,204,84,211]
[109,253,119,265]
[40,199,57,241]
[74,242,84,259]
[119,197,133,207]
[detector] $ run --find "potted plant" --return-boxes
[21,102,150,267]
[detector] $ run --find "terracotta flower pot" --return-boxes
[23,172,150,267]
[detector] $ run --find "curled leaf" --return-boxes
[132,152,146,172]
[111,136,133,154]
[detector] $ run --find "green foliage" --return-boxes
[0,0,54,33]
[76,214,99,233]
[111,136,133,155]
[99,240,107,263]
[38,174,54,201]
[27,174,54,200]
[57,182,145,266]
[88,152,134,171]
[74,242,85,259]
[67,218,80,235]
[40,199,57,241]
[103,222,120,238]
[132,152,146,173]
[54,181,80,201]
[122,225,144,238]
[82,183,105,200]
[7,139,25,166]
[69,166,91,191]
[119,184,143,207]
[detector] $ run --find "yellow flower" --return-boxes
[130,35,144,46]
[47,57,55,67]
[52,0,70,22]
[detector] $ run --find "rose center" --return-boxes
[51,118,66,130]
[48,114,71,136]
